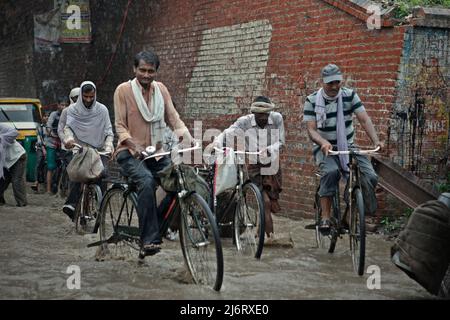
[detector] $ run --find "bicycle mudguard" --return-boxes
[87,234,119,248]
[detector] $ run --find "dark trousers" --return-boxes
[0,156,27,206]
[315,151,378,197]
[35,147,46,184]
[116,150,171,245]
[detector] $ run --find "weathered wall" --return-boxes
[389,26,449,188]
[0,0,138,111]
[2,1,448,219]
[0,1,50,98]
[128,0,406,218]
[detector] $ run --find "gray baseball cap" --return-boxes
[321,64,343,83]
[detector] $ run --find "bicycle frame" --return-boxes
[322,146,379,275]
[329,146,380,222]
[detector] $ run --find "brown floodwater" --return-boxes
[0,186,433,300]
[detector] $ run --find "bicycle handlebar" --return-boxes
[213,146,262,155]
[72,143,111,157]
[328,146,380,156]
[142,142,201,160]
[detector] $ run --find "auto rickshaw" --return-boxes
[0,98,43,182]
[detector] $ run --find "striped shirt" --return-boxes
[303,87,365,150]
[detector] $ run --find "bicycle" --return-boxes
[51,148,71,197]
[199,147,265,259]
[71,143,110,235]
[57,150,71,198]
[311,146,379,276]
[88,143,224,291]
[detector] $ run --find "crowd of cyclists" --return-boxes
[2,49,449,296]
[4,51,384,256]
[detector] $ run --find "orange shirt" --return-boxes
[113,80,191,154]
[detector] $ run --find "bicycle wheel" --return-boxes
[98,186,140,260]
[75,184,102,234]
[51,166,61,194]
[58,168,70,198]
[233,182,265,259]
[179,193,224,291]
[350,187,366,276]
[327,195,341,254]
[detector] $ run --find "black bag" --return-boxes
[391,200,450,295]
[158,164,210,203]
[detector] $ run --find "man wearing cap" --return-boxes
[214,96,285,241]
[303,64,383,230]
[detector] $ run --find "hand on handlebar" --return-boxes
[321,142,332,157]
[64,139,76,149]
[374,141,384,152]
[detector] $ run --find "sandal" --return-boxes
[142,243,161,256]
[318,219,331,232]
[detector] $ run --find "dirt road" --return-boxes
[0,185,432,300]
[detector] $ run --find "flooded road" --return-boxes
[0,185,433,300]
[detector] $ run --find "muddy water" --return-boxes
[0,185,432,300]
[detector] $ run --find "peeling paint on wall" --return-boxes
[390,27,449,184]
[186,20,272,116]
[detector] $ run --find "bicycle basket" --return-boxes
[158,164,210,203]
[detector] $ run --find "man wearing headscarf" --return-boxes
[214,96,285,242]
[61,81,114,220]
[0,123,27,206]
[57,86,83,216]
[69,87,80,104]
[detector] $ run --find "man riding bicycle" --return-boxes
[214,96,285,242]
[62,81,114,220]
[46,97,69,194]
[303,64,384,231]
[113,50,193,256]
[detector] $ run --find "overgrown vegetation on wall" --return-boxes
[394,0,450,18]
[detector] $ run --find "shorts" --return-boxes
[46,147,57,171]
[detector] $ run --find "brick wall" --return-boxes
[2,1,448,219]
[129,0,406,219]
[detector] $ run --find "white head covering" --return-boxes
[69,87,80,104]
[66,81,113,148]
[250,101,275,114]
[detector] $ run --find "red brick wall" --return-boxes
[0,0,410,218]
[128,0,407,219]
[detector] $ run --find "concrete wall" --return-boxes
[390,26,449,188]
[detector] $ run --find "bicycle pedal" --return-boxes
[304,223,316,230]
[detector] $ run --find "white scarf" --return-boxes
[130,79,166,149]
[315,88,349,171]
